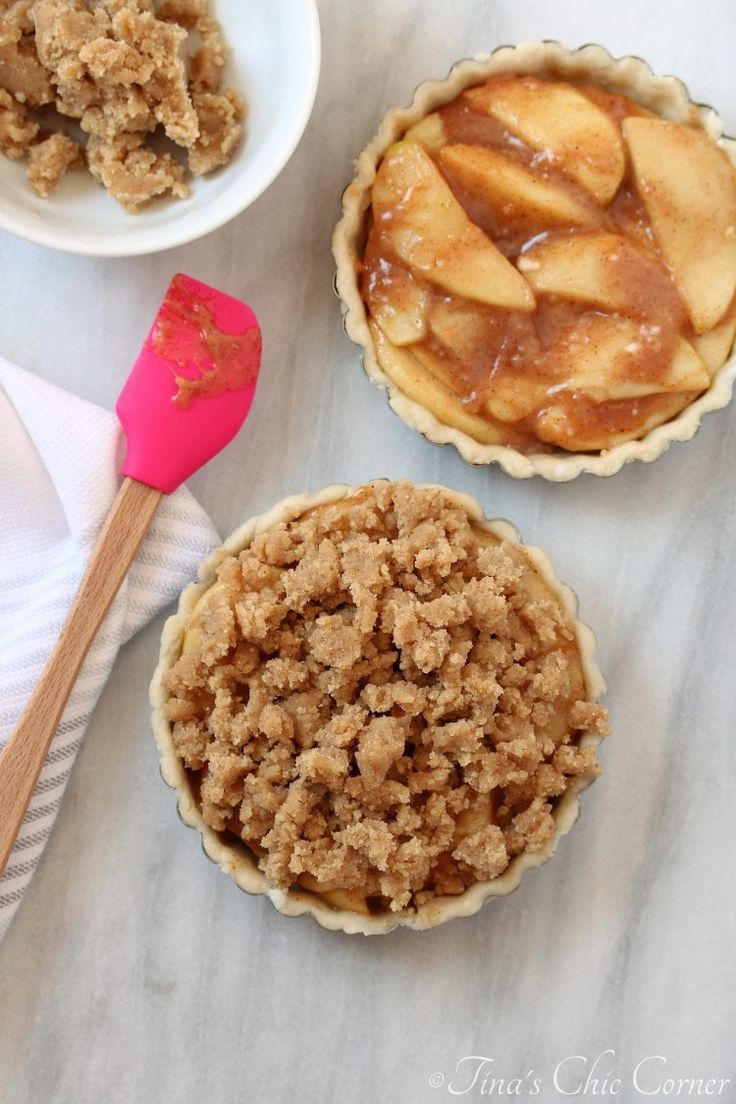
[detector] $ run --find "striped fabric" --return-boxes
[0,359,220,940]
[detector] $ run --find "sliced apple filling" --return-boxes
[371,141,535,311]
[360,75,736,454]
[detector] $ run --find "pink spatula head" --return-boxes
[116,273,261,494]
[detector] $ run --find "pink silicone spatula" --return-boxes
[0,274,261,876]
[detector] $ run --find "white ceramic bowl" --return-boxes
[0,0,320,256]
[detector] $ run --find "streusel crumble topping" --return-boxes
[0,0,245,208]
[163,482,608,913]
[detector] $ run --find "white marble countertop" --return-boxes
[1,2,735,1102]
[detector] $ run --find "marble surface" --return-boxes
[1,2,735,1102]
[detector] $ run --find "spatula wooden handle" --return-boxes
[0,477,162,877]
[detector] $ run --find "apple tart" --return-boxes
[333,43,736,480]
[151,481,608,934]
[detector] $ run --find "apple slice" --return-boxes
[455,793,495,839]
[370,320,506,444]
[483,374,552,424]
[535,391,699,452]
[464,76,626,204]
[367,266,430,346]
[404,112,447,152]
[425,297,548,421]
[411,344,472,396]
[691,296,736,375]
[624,117,736,334]
[372,141,535,311]
[411,336,550,424]
[295,872,371,916]
[410,341,548,424]
[439,144,598,233]
[427,296,490,360]
[517,231,678,317]
[549,316,710,400]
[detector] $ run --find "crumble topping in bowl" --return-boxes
[161,482,608,916]
[0,0,245,209]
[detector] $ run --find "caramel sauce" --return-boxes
[152,274,261,410]
[361,76,705,451]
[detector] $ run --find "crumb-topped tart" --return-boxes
[151,481,609,934]
[333,43,736,481]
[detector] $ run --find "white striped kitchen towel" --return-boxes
[0,357,220,940]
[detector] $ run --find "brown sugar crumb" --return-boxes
[453,824,509,881]
[0,0,246,209]
[26,130,81,194]
[163,482,609,913]
[0,86,39,155]
[86,130,187,209]
[187,13,228,94]
[157,0,206,28]
[0,1,53,106]
[188,88,244,176]
[110,8,198,146]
